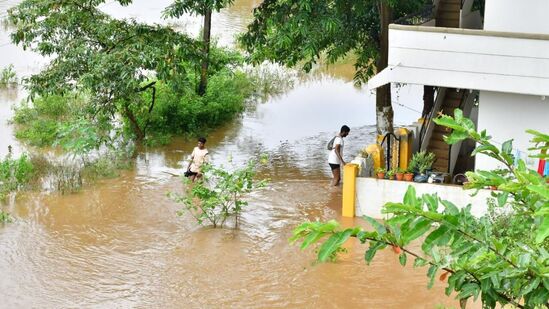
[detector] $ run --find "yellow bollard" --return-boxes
[342,163,358,218]
[398,128,412,171]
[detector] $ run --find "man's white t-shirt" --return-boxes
[190,147,209,173]
[328,137,344,164]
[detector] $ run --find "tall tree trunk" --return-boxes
[198,9,212,96]
[123,103,145,140]
[376,1,394,136]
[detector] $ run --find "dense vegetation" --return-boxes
[292,111,549,308]
[8,0,254,146]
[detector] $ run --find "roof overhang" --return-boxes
[368,25,549,97]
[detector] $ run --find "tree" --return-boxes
[240,0,428,136]
[291,110,549,308]
[9,0,199,140]
[163,0,234,96]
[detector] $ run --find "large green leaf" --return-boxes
[403,217,432,244]
[535,216,549,244]
[421,225,450,252]
[363,215,386,235]
[364,241,386,264]
[317,229,353,262]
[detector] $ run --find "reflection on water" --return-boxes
[0,0,464,307]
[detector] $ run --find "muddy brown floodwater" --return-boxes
[0,0,470,308]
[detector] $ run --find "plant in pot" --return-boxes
[409,151,435,183]
[395,167,405,181]
[403,167,414,181]
[375,167,386,179]
[386,168,396,180]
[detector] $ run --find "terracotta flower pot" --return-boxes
[403,173,414,181]
[376,172,385,179]
[395,173,404,181]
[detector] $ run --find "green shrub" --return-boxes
[0,64,17,87]
[0,150,35,199]
[0,210,12,223]
[137,70,252,141]
[170,158,267,228]
[12,94,84,147]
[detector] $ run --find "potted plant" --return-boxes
[386,168,396,180]
[409,151,436,183]
[395,167,404,181]
[375,167,386,179]
[403,167,414,181]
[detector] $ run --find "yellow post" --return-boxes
[342,163,358,218]
[398,128,412,171]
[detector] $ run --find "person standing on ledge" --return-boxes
[328,125,350,186]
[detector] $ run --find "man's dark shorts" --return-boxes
[184,171,198,177]
[329,163,340,170]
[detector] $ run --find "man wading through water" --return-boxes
[328,125,350,186]
[185,137,209,182]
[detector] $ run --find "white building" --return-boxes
[368,0,549,172]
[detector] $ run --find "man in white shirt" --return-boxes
[328,125,350,186]
[186,137,209,182]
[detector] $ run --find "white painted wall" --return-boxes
[476,91,549,171]
[368,26,549,97]
[484,0,549,34]
[355,178,491,219]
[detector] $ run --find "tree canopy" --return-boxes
[9,0,198,116]
[241,1,429,83]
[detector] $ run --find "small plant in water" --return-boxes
[0,209,13,223]
[171,158,267,228]
[0,64,18,88]
[0,146,35,199]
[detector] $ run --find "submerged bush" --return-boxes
[0,148,35,199]
[170,158,267,228]
[0,210,12,223]
[136,70,253,145]
[0,64,17,88]
[12,94,88,147]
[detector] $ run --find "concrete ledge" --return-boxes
[355,177,491,219]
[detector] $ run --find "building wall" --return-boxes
[484,0,549,34]
[476,91,549,171]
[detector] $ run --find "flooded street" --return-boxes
[0,1,464,307]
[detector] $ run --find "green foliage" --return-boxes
[240,0,428,85]
[0,64,17,87]
[171,158,267,228]
[12,94,115,153]
[136,70,252,140]
[0,148,35,200]
[0,209,12,223]
[409,151,436,174]
[9,0,199,139]
[163,0,234,16]
[292,110,549,308]
[9,1,255,141]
